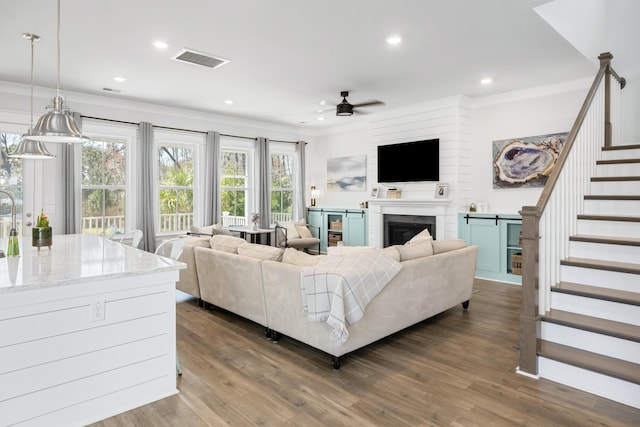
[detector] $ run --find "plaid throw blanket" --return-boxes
[300,250,402,347]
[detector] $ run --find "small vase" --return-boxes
[252,223,258,231]
[32,226,53,251]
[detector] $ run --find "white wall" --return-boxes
[469,84,587,214]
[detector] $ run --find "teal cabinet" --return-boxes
[307,207,368,253]
[458,213,522,284]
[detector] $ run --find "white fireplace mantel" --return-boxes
[368,198,453,246]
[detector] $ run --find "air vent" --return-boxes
[172,48,230,69]
[102,87,121,93]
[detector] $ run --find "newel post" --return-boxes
[518,206,541,375]
[599,52,613,148]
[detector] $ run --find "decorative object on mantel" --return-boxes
[492,132,567,188]
[32,209,52,251]
[327,155,366,191]
[251,212,260,230]
[386,188,402,198]
[434,182,449,199]
[469,202,477,212]
[370,186,379,199]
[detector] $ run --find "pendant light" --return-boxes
[9,33,55,159]
[30,0,87,143]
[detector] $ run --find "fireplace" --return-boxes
[383,214,436,247]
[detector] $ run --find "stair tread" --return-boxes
[602,144,640,151]
[577,214,640,222]
[596,158,640,165]
[584,195,640,200]
[543,309,640,342]
[562,257,640,274]
[539,340,640,385]
[591,176,640,182]
[570,234,640,246]
[554,282,640,306]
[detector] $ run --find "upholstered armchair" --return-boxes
[275,220,321,254]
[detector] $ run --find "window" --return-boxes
[158,145,194,233]
[0,133,23,237]
[271,151,294,224]
[220,150,249,226]
[81,137,126,234]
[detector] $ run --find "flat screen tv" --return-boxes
[377,138,439,183]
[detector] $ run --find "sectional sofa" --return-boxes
[177,234,478,368]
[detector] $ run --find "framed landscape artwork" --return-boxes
[492,132,568,189]
[327,155,366,191]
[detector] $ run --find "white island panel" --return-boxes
[0,234,184,426]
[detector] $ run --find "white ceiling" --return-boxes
[0,0,605,128]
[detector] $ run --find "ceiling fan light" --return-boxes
[31,95,88,143]
[336,102,353,116]
[9,137,56,159]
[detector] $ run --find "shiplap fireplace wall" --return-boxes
[367,96,472,245]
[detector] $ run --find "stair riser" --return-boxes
[600,148,640,160]
[537,358,640,409]
[569,240,640,264]
[590,181,639,195]
[595,163,640,177]
[541,322,640,363]
[550,292,640,326]
[561,265,639,292]
[583,199,640,216]
[577,219,640,238]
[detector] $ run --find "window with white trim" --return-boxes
[81,136,127,234]
[270,146,295,224]
[158,144,195,233]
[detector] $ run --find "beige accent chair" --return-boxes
[275,220,320,254]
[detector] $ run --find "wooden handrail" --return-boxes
[534,53,625,214]
[517,52,626,377]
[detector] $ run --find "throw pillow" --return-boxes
[397,240,433,261]
[296,224,313,238]
[276,221,300,240]
[190,224,216,236]
[409,227,433,243]
[209,235,247,254]
[382,245,401,262]
[432,239,467,254]
[180,236,211,248]
[237,242,284,261]
[282,248,325,266]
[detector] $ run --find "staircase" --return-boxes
[537,144,640,408]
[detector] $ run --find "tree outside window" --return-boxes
[159,145,194,233]
[271,153,294,224]
[0,133,24,237]
[220,150,248,226]
[81,138,126,234]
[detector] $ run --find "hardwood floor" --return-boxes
[92,280,640,426]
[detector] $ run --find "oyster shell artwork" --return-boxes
[493,133,567,188]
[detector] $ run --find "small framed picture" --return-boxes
[434,183,449,199]
[370,186,380,199]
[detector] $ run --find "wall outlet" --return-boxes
[90,300,106,322]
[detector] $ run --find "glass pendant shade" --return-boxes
[31,95,87,142]
[10,137,56,159]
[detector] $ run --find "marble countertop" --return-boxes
[0,234,184,293]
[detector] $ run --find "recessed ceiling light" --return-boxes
[481,77,493,85]
[317,117,325,121]
[316,109,324,113]
[319,100,326,106]
[385,34,402,45]
[224,100,234,105]
[153,41,169,49]
[113,76,126,83]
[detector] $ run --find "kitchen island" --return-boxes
[0,234,184,426]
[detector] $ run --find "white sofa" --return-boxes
[179,234,478,368]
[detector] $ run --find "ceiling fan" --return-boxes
[335,91,384,116]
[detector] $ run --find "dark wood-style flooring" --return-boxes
[92,279,640,426]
